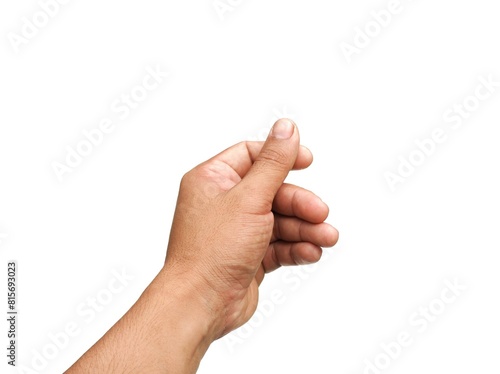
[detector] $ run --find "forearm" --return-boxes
[66,267,218,374]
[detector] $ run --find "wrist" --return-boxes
[151,265,222,367]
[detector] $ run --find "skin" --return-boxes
[66,119,339,373]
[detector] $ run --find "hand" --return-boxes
[164,118,339,338]
[66,119,339,374]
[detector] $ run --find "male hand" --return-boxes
[66,119,339,374]
[164,118,339,338]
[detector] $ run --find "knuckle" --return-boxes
[180,170,196,189]
[257,147,290,169]
[180,171,191,185]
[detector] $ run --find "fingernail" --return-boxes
[271,119,294,139]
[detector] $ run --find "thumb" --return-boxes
[235,118,300,212]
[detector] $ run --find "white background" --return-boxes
[1,0,500,373]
